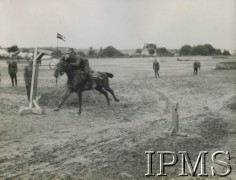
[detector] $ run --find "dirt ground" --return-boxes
[0,56,236,179]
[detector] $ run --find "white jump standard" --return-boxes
[19,48,51,115]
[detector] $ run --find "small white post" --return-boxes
[172,103,179,133]
[169,103,187,137]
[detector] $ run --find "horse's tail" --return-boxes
[105,72,114,78]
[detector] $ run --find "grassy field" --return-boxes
[0,56,236,179]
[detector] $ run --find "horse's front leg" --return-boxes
[54,89,71,111]
[77,90,82,115]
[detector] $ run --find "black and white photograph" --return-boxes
[0,0,235,179]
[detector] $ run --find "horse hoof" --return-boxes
[54,108,59,111]
[76,112,81,116]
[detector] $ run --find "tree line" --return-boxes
[51,46,125,58]
[2,44,231,59]
[136,43,231,56]
[180,44,230,56]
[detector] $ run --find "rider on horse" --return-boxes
[54,50,119,114]
[65,48,95,90]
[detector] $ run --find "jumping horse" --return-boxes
[53,58,119,115]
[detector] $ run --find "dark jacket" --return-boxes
[193,62,199,69]
[153,61,160,70]
[24,65,33,85]
[69,54,91,73]
[8,60,18,75]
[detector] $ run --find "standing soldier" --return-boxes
[24,58,33,102]
[193,60,199,75]
[153,58,160,78]
[8,55,18,87]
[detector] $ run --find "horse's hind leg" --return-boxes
[54,89,71,111]
[104,86,119,102]
[102,78,119,102]
[95,87,110,105]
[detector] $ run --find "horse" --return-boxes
[53,58,119,115]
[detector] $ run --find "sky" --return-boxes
[0,0,235,50]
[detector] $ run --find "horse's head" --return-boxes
[54,57,69,78]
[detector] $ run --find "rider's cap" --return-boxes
[66,48,76,54]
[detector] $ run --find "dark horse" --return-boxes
[53,58,119,115]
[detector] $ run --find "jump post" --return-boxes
[169,103,187,137]
[19,48,52,115]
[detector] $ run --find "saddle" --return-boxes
[80,71,101,81]
[70,70,103,90]
[81,71,102,90]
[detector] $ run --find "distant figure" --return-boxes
[8,56,18,87]
[193,60,199,75]
[24,58,33,102]
[153,59,160,78]
[38,59,42,66]
[197,60,201,70]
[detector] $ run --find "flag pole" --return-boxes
[57,37,58,58]
[56,34,58,86]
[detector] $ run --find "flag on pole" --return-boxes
[57,33,66,41]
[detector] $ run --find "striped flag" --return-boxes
[57,33,65,41]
